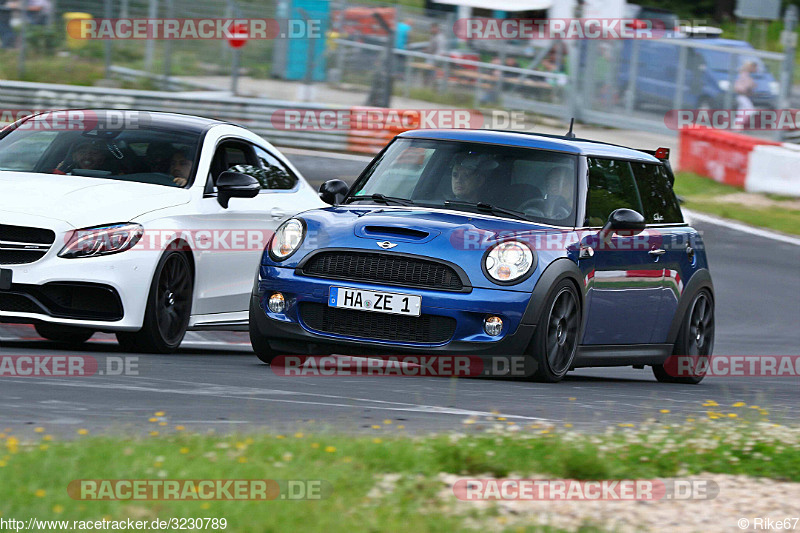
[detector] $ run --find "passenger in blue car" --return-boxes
[449,153,498,202]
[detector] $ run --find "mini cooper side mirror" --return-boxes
[216,171,261,209]
[601,208,646,236]
[319,179,349,205]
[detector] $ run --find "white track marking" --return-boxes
[0,376,550,422]
[685,209,800,247]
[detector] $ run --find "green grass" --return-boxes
[1,414,798,532]
[674,171,800,235]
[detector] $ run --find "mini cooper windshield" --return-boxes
[0,117,200,188]
[348,138,579,226]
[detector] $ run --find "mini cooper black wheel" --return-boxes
[116,251,193,353]
[249,296,278,365]
[653,289,715,384]
[527,280,581,383]
[35,323,95,344]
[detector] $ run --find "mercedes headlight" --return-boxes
[269,218,306,261]
[58,223,143,259]
[484,241,535,284]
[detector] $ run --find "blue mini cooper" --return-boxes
[250,129,714,383]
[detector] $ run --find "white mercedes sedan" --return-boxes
[0,110,324,352]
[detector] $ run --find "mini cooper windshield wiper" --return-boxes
[348,194,416,206]
[442,200,532,221]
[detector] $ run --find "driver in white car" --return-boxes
[53,140,107,174]
[169,147,194,187]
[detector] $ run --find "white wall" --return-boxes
[745,143,800,197]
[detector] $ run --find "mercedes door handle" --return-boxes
[648,249,666,257]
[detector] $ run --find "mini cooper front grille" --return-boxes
[300,303,457,344]
[300,252,465,291]
[0,224,56,265]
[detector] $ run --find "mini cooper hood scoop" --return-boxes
[355,224,438,244]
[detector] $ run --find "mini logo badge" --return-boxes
[377,241,397,249]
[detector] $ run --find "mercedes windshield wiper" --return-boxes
[443,200,532,221]
[347,194,415,206]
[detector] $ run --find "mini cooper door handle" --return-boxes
[648,248,666,256]
[271,209,286,220]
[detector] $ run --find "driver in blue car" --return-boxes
[450,153,498,202]
[542,166,574,219]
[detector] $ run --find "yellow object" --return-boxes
[63,12,92,50]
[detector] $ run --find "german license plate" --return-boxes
[329,287,421,317]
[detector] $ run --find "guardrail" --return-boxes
[0,79,378,153]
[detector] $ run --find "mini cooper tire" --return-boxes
[653,289,714,384]
[249,297,278,365]
[527,280,581,383]
[35,323,95,344]
[116,251,193,354]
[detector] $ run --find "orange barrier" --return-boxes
[679,127,780,188]
[345,107,420,154]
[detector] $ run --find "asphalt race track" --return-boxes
[1,151,798,437]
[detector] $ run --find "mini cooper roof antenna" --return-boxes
[565,118,576,139]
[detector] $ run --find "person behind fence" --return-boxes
[734,60,758,112]
[450,153,498,203]
[394,18,412,77]
[0,0,18,48]
[594,42,615,107]
[4,0,50,25]
[424,22,447,86]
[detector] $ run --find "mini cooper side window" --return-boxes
[630,162,683,224]
[585,158,643,227]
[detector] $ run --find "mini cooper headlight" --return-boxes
[484,241,534,283]
[58,223,144,259]
[269,218,306,261]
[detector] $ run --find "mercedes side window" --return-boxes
[630,162,683,224]
[585,158,643,226]
[252,146,299,191]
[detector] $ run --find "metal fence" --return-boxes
[333,36,791,138]
[4,0,797,139]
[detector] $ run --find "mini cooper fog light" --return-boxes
[268,293,286,314]
[484,316,503,337]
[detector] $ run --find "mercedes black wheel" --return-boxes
[116,251,193,353]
